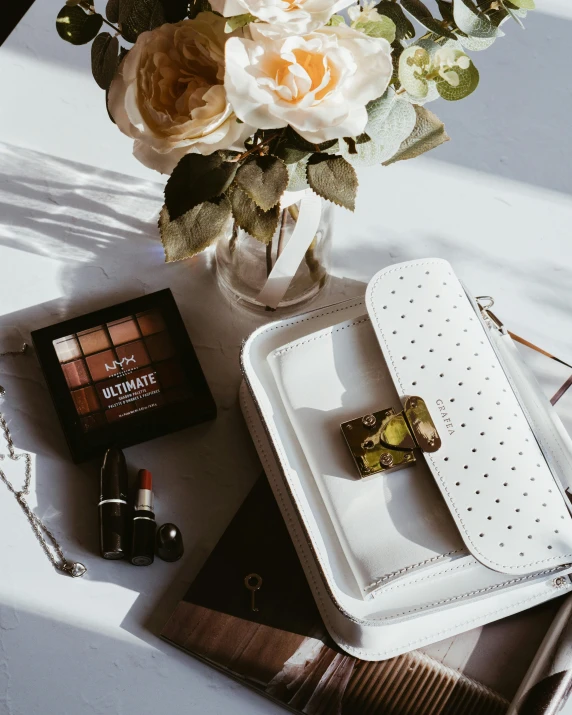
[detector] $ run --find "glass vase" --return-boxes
[215,190,333,314]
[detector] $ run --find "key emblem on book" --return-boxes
[244,573,263,612]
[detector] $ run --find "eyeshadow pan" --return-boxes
[108,317,140,346]
[115,340,150,370]
[78,327,111,356]
[137,310,166,336]
[54,336,82,363]
[144,332,175,362]
[62,359,90,389]
[72,386,101,416]
[86,349,121,382]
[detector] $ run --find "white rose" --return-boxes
[224,23,393,143]
[108,14,253,174]
[210,0,354,34]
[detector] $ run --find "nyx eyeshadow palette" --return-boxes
[32,289,216,463]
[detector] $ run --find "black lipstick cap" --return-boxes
[156,523,184,562]
[99,447,129,560]
[130,511,156,566]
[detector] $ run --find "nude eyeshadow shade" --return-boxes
[108,317,140,346]
[78,327,111,356]
[32,289,216,463]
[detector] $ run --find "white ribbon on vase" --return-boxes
[256,189,323,310]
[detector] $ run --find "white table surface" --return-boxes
[1,2,571,713]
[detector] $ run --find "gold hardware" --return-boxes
[244,573,263,612]
[341,396,441,478]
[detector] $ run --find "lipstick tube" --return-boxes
[130,469,156,566]
[99,447,128,559]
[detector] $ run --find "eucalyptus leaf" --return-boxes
[383,105,449,165]
[235,155,289,211]
[436,60,479,100]
[287,159,310,192]
[164,154,237,221]
[307,155,358,211]
[370,97,417,163]
[91,33,119,90]
[224,13,255,32]
[398,45,431,99]
[353,15,396,42]
[229,186,280,243]
[159,197,231,262]
[365,88,397,142]
[457,33,496,50]
[453,0,501,38]
[106,0,119,22]
[56,6,103,45]
[401,0,457,39]
[340,137,386,167]
[375,1,415,42]
[119,0,165,43]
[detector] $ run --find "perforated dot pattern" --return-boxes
[366,259,572,575]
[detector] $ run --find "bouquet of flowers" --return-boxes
[56,0,534,262]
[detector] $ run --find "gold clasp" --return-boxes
[341,396,441,478]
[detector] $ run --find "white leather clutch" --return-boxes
[240,259,572,661]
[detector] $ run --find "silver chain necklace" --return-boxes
[0,343,86,577]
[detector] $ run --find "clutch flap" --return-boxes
[363,258,572,576]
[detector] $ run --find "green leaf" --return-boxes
[362,92,417,163]
[91,33,119,90]
[306,155,358,211]
[287,159,310,192]
[56,6,103,45]
[235,155,288,211]
[375,1,415,41]
[273,142,310,165]
[118,0,165,43]
[229,186,280,243]
[164,154,238,221]
[353,15,396,43]
[106,0,119,22]
[159,197,232,262]
[453,0,501,38]
[400,0,457,39]
[436,59,479,100]
[383,105,450,165]
[505,0,534,8]
[327,14,346,26]
[398,45,431,99]
[285,128,338,154]
[224,13,255,32]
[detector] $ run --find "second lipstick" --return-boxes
[130,469,156,566]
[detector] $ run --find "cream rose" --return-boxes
[108,14,252,174]
[210,0,353,34]
[224,23,393,143]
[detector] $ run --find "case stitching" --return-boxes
[366,549,464,590]
[368,261,572,571]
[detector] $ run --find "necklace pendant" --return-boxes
[64,561,87,578]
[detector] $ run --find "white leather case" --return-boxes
[240,259,572,660]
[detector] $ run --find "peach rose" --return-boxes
[108,14,252,174]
